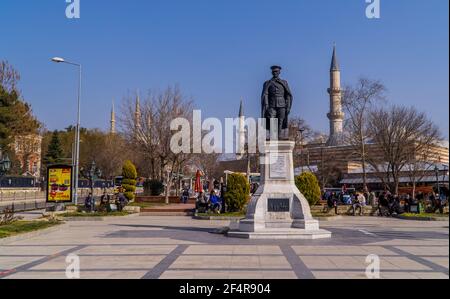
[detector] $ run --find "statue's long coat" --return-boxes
[261,79,293,130]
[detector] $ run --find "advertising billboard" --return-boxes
[46,165,73,203]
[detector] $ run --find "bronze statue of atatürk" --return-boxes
[261,65,293,140]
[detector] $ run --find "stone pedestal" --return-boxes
[227,141,331,239]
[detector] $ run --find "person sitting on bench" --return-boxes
[195,192,209,213]
[209,190,222,214]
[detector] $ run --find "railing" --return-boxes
[0,190,45,202]
[0,188,115,212]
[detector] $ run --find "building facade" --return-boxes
[295,46,449,192]
[13,134,42,178]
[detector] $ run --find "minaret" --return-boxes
[237,99,246,157]
[110,101,116,134]
[326,45,345,146]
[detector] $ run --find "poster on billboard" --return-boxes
[46,165,73,203]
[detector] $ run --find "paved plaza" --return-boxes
[0,215,448,279]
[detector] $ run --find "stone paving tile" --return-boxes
[312,271,367,279]
[420,257,449,269]
[292,246,397,256]
[0,246,74,256]
[394,246,450,256]
[169,255,291,270]
[30,255,165,270]
[9,238,201,246]
[0,256,45,270]
[313,270,448,280]
[256,246,283,255]
[230,256,260,268]
[299,256,338,270]
[406,272,449,279]
[170,255,233,269]
[4,270,147,279]
[368,239,449,247]
[73,245,176,255]
[183,245,282,255]
[360,246,399,256]
[302,255,432,272]
[224,271,265,279]
[378,271,449,279]
[183,245,238,255]
[232,246,281,255]
[379,272,421,279]
[0,216,448,279]
[160,270,296,279]
[329,256,368,270]
[380,257,432,271]
[159,270,197,279]
[261,271,297,279]
[259,256,291,269]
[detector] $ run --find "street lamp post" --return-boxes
[298,127,305,175]
[435,165,441,197]
[81,161,102,213]
[443,165,449,201]
[244,127,251,184]
[443,165,449,182]
[52,57,82,206]
[0,153,12,178]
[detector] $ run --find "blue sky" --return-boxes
[0,0,448,138]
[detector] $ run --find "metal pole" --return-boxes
[436,166,441,197]
[299,129,304,175]
[73,64,81,206]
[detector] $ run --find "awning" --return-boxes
[341,175,449,185]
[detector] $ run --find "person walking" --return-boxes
[84,192,94,212]
[369,192,376,207]
[181,188,190,204]
[377,192,389,216]
[404,194,413,213]
[431,193,444,214]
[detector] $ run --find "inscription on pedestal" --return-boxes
[268,198,290,212]
[269,153,287,179]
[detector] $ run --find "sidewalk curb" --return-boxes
[0,223,65,245]
[62,213,139,222]
[193,215,245,221]
[314,215,344,221]
[63,217,106,222]
[393,215,449,222]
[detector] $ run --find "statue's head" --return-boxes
[271,65,282,79]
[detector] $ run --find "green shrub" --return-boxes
[224,173,250,212]
[122,160,138,179]
[122,179,137,192]
[124,192,135,202]
[295,172,321,206]
[122,160,137,201]
[144,179,164,196]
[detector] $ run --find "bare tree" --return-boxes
[288,116,315,145]
[316,146,342,190]
[119,86,194,203]
[368,105,441,194]
[95,133,130,180]
[288,116,321,170]
[192,153,221,180]
[404,152,435,199]
[0,61,20,93]
[342,78,386,192]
